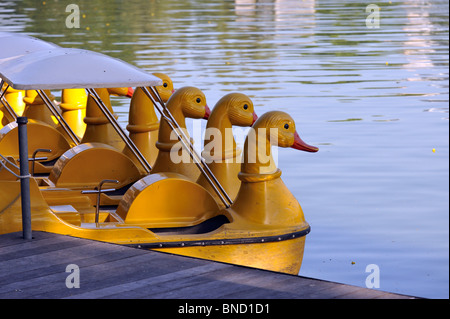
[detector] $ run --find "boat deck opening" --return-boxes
[149,215,230,235]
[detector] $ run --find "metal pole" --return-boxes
[17,117,32,240]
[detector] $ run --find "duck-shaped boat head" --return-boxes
[151,86,210,181]
[203,92,257,158]
[241,110,318,176]
[197,92,257,204]
[151,73,174,102]
[229,111,318,227]
[127,73,174,129]
[124,73,175,167]
[163,86,210,129]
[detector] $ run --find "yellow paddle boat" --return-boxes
[0,33,319,275]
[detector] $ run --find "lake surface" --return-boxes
[1,0,448,298]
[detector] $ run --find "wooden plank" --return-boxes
[44,255,213,299]
[0,239,92,264]
[0,244,146,294]
[135,266,260,299]
[0,232,418,299]
[67,263,229,299]
[1,248,206,299]
[0,231,55,248]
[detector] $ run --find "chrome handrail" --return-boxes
[81,179,119,223]
[30,148,52,176]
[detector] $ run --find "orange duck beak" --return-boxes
[292,131,319,152]
[126,87,135,98]
[252,112,258,125]
[203,104,211,120]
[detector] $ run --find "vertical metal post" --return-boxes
[17,117,32,240]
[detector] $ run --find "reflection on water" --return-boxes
[0,0,448,298]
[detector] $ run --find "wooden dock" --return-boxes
[0,231,416,300]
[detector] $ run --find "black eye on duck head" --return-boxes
[172,86,210,120]
[219,93,258,127]
[152,73,174,103]
[254,111,318,152]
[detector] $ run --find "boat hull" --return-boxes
[151,235,306,275]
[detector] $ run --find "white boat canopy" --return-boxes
[0,32,59,62]
[0,36,162,90]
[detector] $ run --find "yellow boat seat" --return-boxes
[116,172,220,228]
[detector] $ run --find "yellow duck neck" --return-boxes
[203,103,238,160]
[197,102,242,205]
[123,87,160,167]
[240,122,278,179]
[81,88,125,151]
[22,90,58,128]
[127,87,159,131]
[156,96,187,146]
[59,89,88,139]
[229,115,306,227]
[151,87,204,181]
[3,86,26,116]
[1,86,25,129]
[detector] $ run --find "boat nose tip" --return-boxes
[252,112,258,125]
[126,87,134,98]
[203,104,211,120]
[291,131,319,152]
